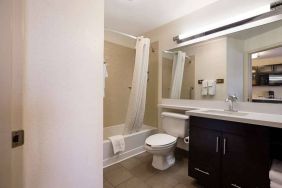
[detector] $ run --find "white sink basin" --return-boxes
[203,110,248,116]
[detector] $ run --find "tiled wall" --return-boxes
[104,41,159,127]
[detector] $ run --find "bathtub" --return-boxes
[103,124,157,167]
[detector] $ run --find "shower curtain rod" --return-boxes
[163,50,191,59]
[105,28,138,40]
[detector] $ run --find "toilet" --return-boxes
[144,112,189,170]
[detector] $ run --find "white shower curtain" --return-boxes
[170,51,186,99]
[124,37,151,134]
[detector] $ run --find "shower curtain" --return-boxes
[170,51,186,99]
[124,37,150,134]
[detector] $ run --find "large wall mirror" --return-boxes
[162,16,282,104]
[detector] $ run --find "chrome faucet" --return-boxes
[225,95,238,112]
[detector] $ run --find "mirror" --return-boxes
[162,51,195,99]
[162,18,282,103]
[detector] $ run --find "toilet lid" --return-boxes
[145,134,177,147]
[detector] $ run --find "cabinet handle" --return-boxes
[231,183,242,188]
[223,138,226,155]
[216,136,219,153]
[194,168,210,175]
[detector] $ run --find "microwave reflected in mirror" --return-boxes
[251,46,282,104]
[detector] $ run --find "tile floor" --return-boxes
[103,151,202,188]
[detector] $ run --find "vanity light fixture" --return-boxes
[173,1,282,45]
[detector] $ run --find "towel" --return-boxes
[208,80,216,96]
[201,80,208,96]
[108,135,125,154]
[103,63,108,98]
[271,181,282,188]
[270,160,282,185]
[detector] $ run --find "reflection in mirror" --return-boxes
[162,17,282,103]
[162,51,195,99]
[251,46,282,104]
[162,38,229,101]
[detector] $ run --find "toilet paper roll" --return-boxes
[184,136,189,144]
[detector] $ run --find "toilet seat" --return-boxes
[145,134,177,148]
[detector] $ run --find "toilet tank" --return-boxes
[161,112,189,138]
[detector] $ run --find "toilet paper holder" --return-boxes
[184,136,189,144]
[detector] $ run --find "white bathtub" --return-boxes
[103,124,157,167]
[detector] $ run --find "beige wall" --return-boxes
[162,57,173,98]
[104,41,159,127]
[23,0,104,188]
[11,0,25,187]
[0,0,24,187]
[0,0,13,187]
[104,41,135,127]
[105,31,136,49]
[162,56,195,99]
[144,42,159,127]
[181,38,227,100]
[181,56,195,100]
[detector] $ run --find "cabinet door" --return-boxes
[189,126,221,187]
[221,133,269,188]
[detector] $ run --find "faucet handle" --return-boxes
[227,94,238,102]
[232,95,238,101]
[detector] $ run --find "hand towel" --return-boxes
[208,80,216,96]
[108,135,125,155]
[270,159,282,185]
[271,181,282,188]
[103,63,108,98]
[201,80,208,96]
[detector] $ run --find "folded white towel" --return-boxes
[270,160,282,185]
[201,80,208,96]
[271,181,282,188]
[208,80,216,96]
[108,135,125,155]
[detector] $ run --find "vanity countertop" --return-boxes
[185,108,282,129]
[158,104,282,129]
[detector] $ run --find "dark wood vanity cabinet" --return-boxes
[189,117,270,188]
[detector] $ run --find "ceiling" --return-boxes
[105,0,219,35]
[230,19,282,40]
[254,46,282,59]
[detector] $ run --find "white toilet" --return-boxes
[144,112,189,170]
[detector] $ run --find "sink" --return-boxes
[186,108,200,111]
[203,110,248,116]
